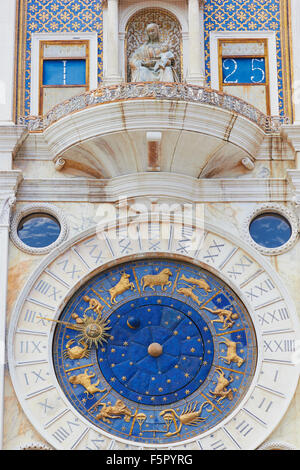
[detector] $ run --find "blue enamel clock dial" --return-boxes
[53,258,257,445]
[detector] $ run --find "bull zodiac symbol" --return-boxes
[109,273,135,304]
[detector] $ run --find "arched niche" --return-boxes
[125,7,183,82]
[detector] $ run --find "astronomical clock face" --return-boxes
[53,258,256,445]
[8,220,299,450]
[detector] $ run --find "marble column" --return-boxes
[187,0,205,86]
[0,171,23,450]
[291,0,300,123]
[103,0,122,85]
[0,125,25,449]
[0,0,17,124]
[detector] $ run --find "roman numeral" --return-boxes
[245,279,275,301]
[34,280,62,301]
[227,255,253,280]
[203,239,225,264]
[52,420,80,443]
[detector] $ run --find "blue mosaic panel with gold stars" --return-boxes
[52,258,257,445]
[204,0,284,116]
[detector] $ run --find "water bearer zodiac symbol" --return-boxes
[202,306,239,330]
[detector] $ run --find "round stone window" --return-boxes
[17,213,61,249]
[10,203,69,255]
[249,212,292,249]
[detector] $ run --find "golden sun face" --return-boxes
[77,316,112,348]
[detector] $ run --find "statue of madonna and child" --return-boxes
[129,23,177,83]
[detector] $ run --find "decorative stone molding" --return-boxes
[18,83,290,134]
[20,442,53,450]
[0,126,27,156]
[54,158,66,171]
[10,203,69,255]
[287,170,300,206]
[17,174,292,204]
[242,203,299,256]
[0,196,16,226]
[258,441,296,451]
[0,171,23,226]
[241,157,255,171]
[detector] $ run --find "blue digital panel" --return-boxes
[43,60,64,85]
[52,258,257,445]
[17,214,61,248]
[249,213,292,248]
[222,57,266,84]
[43,60,86,86]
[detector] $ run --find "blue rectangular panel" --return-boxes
[222,57,266,85]
[66,59,86,85]
[43,60,64,85]
[43,59,86,86]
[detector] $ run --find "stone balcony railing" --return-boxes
[18,82,290,133]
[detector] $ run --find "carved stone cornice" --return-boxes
[0,125,27,157]
[281,124,300,152]
[16,174,290,203]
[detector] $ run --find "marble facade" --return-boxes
[1,0,300,450]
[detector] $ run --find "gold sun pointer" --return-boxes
[38,314,112,349]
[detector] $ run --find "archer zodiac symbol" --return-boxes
[202,306,239,330]
[96,399,132,424]
[180,274,212,293]
[209,368,234,404]
[109,273,135,304]
[141,268,173,291]
[219,337,244,368]
[160,401,213,437]
[68,369,106,398]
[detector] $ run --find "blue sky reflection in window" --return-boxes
[17,213,61,248]
[249,213,292,249]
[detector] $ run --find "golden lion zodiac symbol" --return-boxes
[219,337,244,368]
[109,273,135,304]
[141,268,173,291]
[160,401,213,437]
[176,287,201,305]
[180,275,212,293]
[83,295,104,317]
[96,399,132,424]
[209,368,234,404]
[69,369,106,397]
[202,306,239,330]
